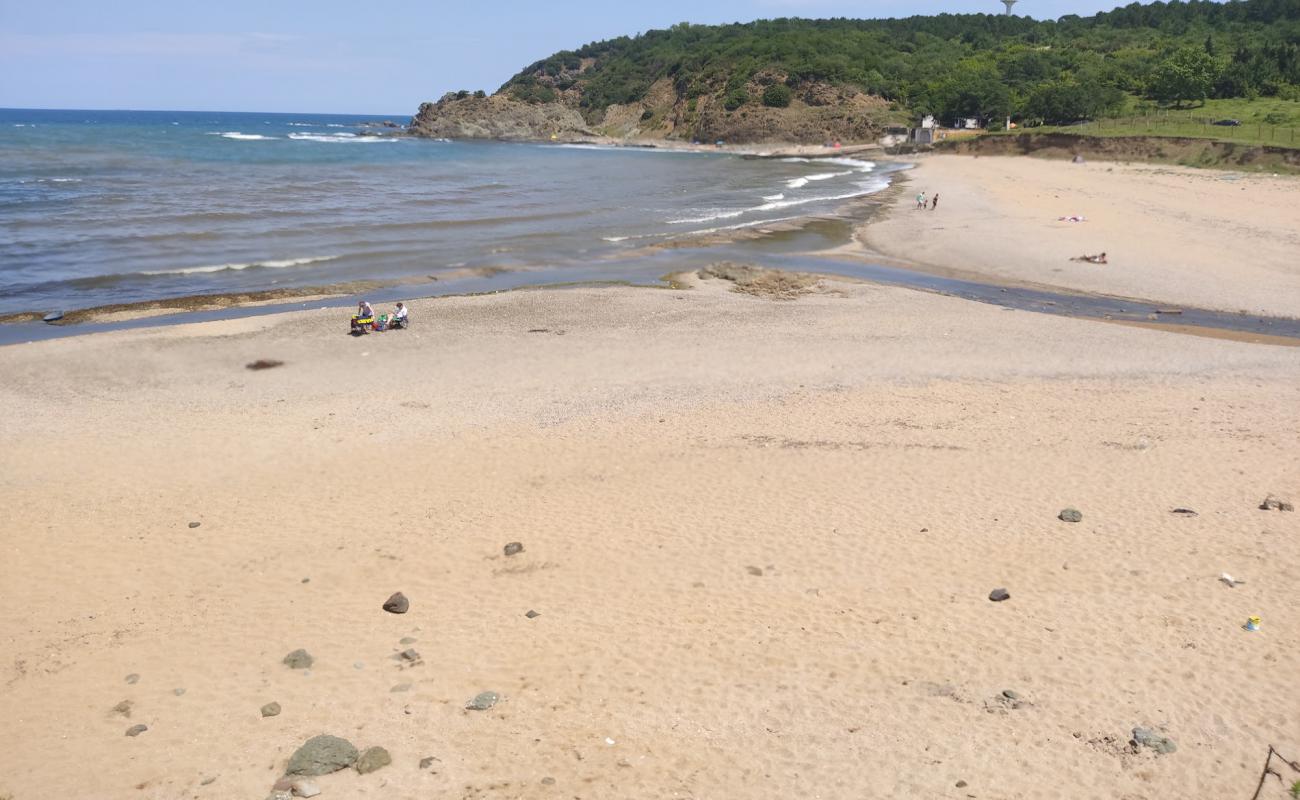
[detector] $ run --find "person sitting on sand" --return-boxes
[392,302,408,327]
[351,300,375,334]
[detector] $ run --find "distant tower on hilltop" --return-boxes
[1001,0,1018,14]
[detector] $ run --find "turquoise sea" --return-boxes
[0,108,899,317]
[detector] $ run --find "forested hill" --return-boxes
[498,0,1300,126]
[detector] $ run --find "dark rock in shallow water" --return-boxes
[356,746,392,774]
[125,724,148,737]
[466,691,499,711]
[1132,727,1177,754]
[989,588,1011,602]
[1059,508,1083,523]
[383,592,409,614]
[503,542,524,557]
[283,649,313,669]
[261,702,282,718]
[286,734,359,776]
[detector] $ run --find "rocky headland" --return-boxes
[408,76,894,145]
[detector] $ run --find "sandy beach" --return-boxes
[857,155,1300,318]
[2,158,1300,800]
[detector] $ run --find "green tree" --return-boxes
[1148,47,1218,107]
[762,83,793,107]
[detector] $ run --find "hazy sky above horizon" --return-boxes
[3,0,1146,115]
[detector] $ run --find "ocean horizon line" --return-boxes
[0,106,411,118]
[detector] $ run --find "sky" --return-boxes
[1,0,1138,115]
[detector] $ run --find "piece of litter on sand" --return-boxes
[1170,508,1198,516]
[1219,573,1246,587]
[1058,215,1087,223]
[605,737,616,745]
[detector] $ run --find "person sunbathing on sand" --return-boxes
[1070,252,1108,264]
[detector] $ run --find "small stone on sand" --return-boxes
[112,700,133,717]
[746,566,764,576]
[420,756,438,769]
[1059,508,1083,523]
[282,649,313,669]
[173,688,186,696]
[1260,495,1294,512]
[466,691,499,711]
[291,780,321,798]
[989,588,1011,602]
[125,724,147,737]
[526,610,540,619]
[383,592,409,614]
[397,648,421,664]
[188,521,201,529]
[261,702,281,718]
[1132,727,1177,754]
[125,673,140,684]
[355,746,392,774]
[391,683,412,693]
[399,637,417,645]
[503,542,524,556]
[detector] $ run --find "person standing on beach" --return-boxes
[916,191,926,209]
[931,193,940,211]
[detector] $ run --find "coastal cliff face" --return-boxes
[408,93,594,141]
[409,76,892,144]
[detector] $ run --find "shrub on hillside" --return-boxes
[762,84,793,108]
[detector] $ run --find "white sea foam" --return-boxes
[805,171,853,182]
[686,215,803,237]
[288,132,397,143]
[762,193,785,201]
[218,132,278,141]
[554,143,702,155]
[141,255,338,276]
[602,236,631,242]
[780,157,810,163]
[666,209,748,225]
[669,178,890,226]
[786,177,811,189]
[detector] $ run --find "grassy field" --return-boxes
[1007,98,1300,148]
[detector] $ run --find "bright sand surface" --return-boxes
[4,148,1300,800]
[857,155,1300,318]
[2,264,1299,799]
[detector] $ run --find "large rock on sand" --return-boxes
[286,735,359,776]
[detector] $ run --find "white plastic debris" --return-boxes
[1219,572,1245,587]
